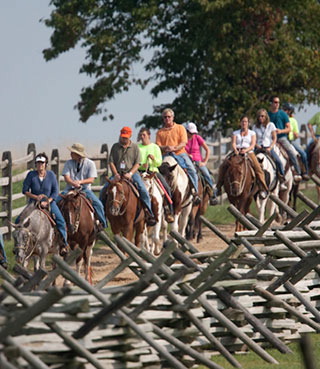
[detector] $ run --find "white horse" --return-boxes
[256,147,293,224]
[141,172,167,255]
[158,156,193,238]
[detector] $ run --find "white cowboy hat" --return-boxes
[67,143,88,158]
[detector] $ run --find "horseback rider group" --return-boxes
[1,101,315,266]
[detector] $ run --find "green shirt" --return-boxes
[138,143,162,173]
[308,112,320,135]
[288,117,299,141]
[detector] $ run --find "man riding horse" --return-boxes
[156,108,201,205]
[100,127,157,227]
[56,143,107,233]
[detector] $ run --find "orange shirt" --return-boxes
[156,123,187,155]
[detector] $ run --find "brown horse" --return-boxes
[186,173,210,242]
[222,154,257,231]
[104,178,146,246]
[58,189,96,283]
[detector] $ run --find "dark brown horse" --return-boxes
[58,189,96,283]
[222,154,257,231]
[104,178,146,246]
[186,173,210,242]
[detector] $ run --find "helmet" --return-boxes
[282,102,294,114]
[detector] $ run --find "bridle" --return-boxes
[14,228,37,262]
[227,155,248,196]
[109,182,127,216]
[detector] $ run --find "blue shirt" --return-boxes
[268,109,290,138]
[62,158,97,191]
[22,170,59,200]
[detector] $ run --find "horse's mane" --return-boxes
[17,202,38,225]
[162,156,186,190]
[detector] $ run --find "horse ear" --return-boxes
[169,164,178,172]
[23,218,30,228]
[9,221,18,229]
[258,157,263,164]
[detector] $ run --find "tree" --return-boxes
[43,0,320,135]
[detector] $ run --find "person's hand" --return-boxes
[142,163,148,169]
[114,173,121,181]
[40,201,49,209]
[72,180,81,188]
[124,172,133,180]
[199,162,206,167]
[266,147,271,152]
[37,194,46,201]
[147,154,155,161]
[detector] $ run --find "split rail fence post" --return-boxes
[100,143,109,184]
[50,149,60,190]
[1,151,12,240]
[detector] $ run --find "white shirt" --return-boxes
[252,122,276,148]
[233,129,255,152]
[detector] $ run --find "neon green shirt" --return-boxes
[138,143,162,172]
[308,112,320,135]
[288,117,299,141]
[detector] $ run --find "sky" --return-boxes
[1,1,319,158]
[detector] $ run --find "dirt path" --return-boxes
[91,224,235,286]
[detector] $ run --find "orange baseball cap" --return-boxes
[120,126,132,138]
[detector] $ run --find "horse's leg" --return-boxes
[179,204,193,238]
[84,240,95,284]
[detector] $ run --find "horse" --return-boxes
[158,156,193,238]
[104,177,146,247]
[58,189,96,283]
[11,200,58,271]
[186,171,210,242]
[309,140,320,201]
[221,154,258,232]
[141,172,167,255]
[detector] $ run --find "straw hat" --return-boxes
[67,143,87,158]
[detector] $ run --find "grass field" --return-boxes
[197,333,320,369]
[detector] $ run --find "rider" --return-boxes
[185,122,218,205]
[283,103,309,180]
[21,152,68,256]
[156,108,201,205]
[137,127,175,223]
[216,115,269,199]
[268,95,302,182]
[307,111,320,161]
[57,143,107,231]
[100,126,157,227]
[252,108,287,191]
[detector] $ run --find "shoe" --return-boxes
[259,191,268,200]
[302,173,310,181]
[280,183,288,191]
[294,174,302,182]
[96,221,105,232]
[146,216,157,227]
[0,262,8,270]
[209,197,218,206]
[193,194,201,205]
[59,246,68,257]
[165,213,175,223]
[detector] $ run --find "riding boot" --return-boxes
[209,187,219,206]
[164,203,174,223]
[144,209,157,227]
[59,239,69,257]
[278,174,288,191]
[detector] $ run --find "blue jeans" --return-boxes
[291,141,308,173]
[57,189,107,228]
[100,175,154,216]
[0,233,7,264]
[278,137,301,174]
[269,148,285,176]
[195,162,214,187]
[168,153,198,192]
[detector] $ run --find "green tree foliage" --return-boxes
[43,0,320,135]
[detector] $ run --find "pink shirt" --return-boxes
[185,134,205,162]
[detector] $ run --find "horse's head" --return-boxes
[11,219,35,265]
[226,155,247,197]
[159,161,178,189]
[59,191,82,234]
[107,180,126,216]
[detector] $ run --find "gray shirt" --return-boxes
[62,158,97,191]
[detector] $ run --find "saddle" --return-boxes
[35,201,56,227]
[123,178,140,198]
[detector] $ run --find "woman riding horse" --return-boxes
[216,115,269,199]
[252,108,287,191]
[19,152,68,256]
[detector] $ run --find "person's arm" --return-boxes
[268,130,277,151]
[277,122,291,135]
[308,122,317,141]
[200,141,210,166]
[231,134,239,154]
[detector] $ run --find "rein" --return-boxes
[227,155,248,196]
[110,182,127,216]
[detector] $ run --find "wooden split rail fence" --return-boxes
[0,191,320,368]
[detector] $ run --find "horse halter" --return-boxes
[227,155,248,196]
[14,228,37,263]
[110,182,126,216]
